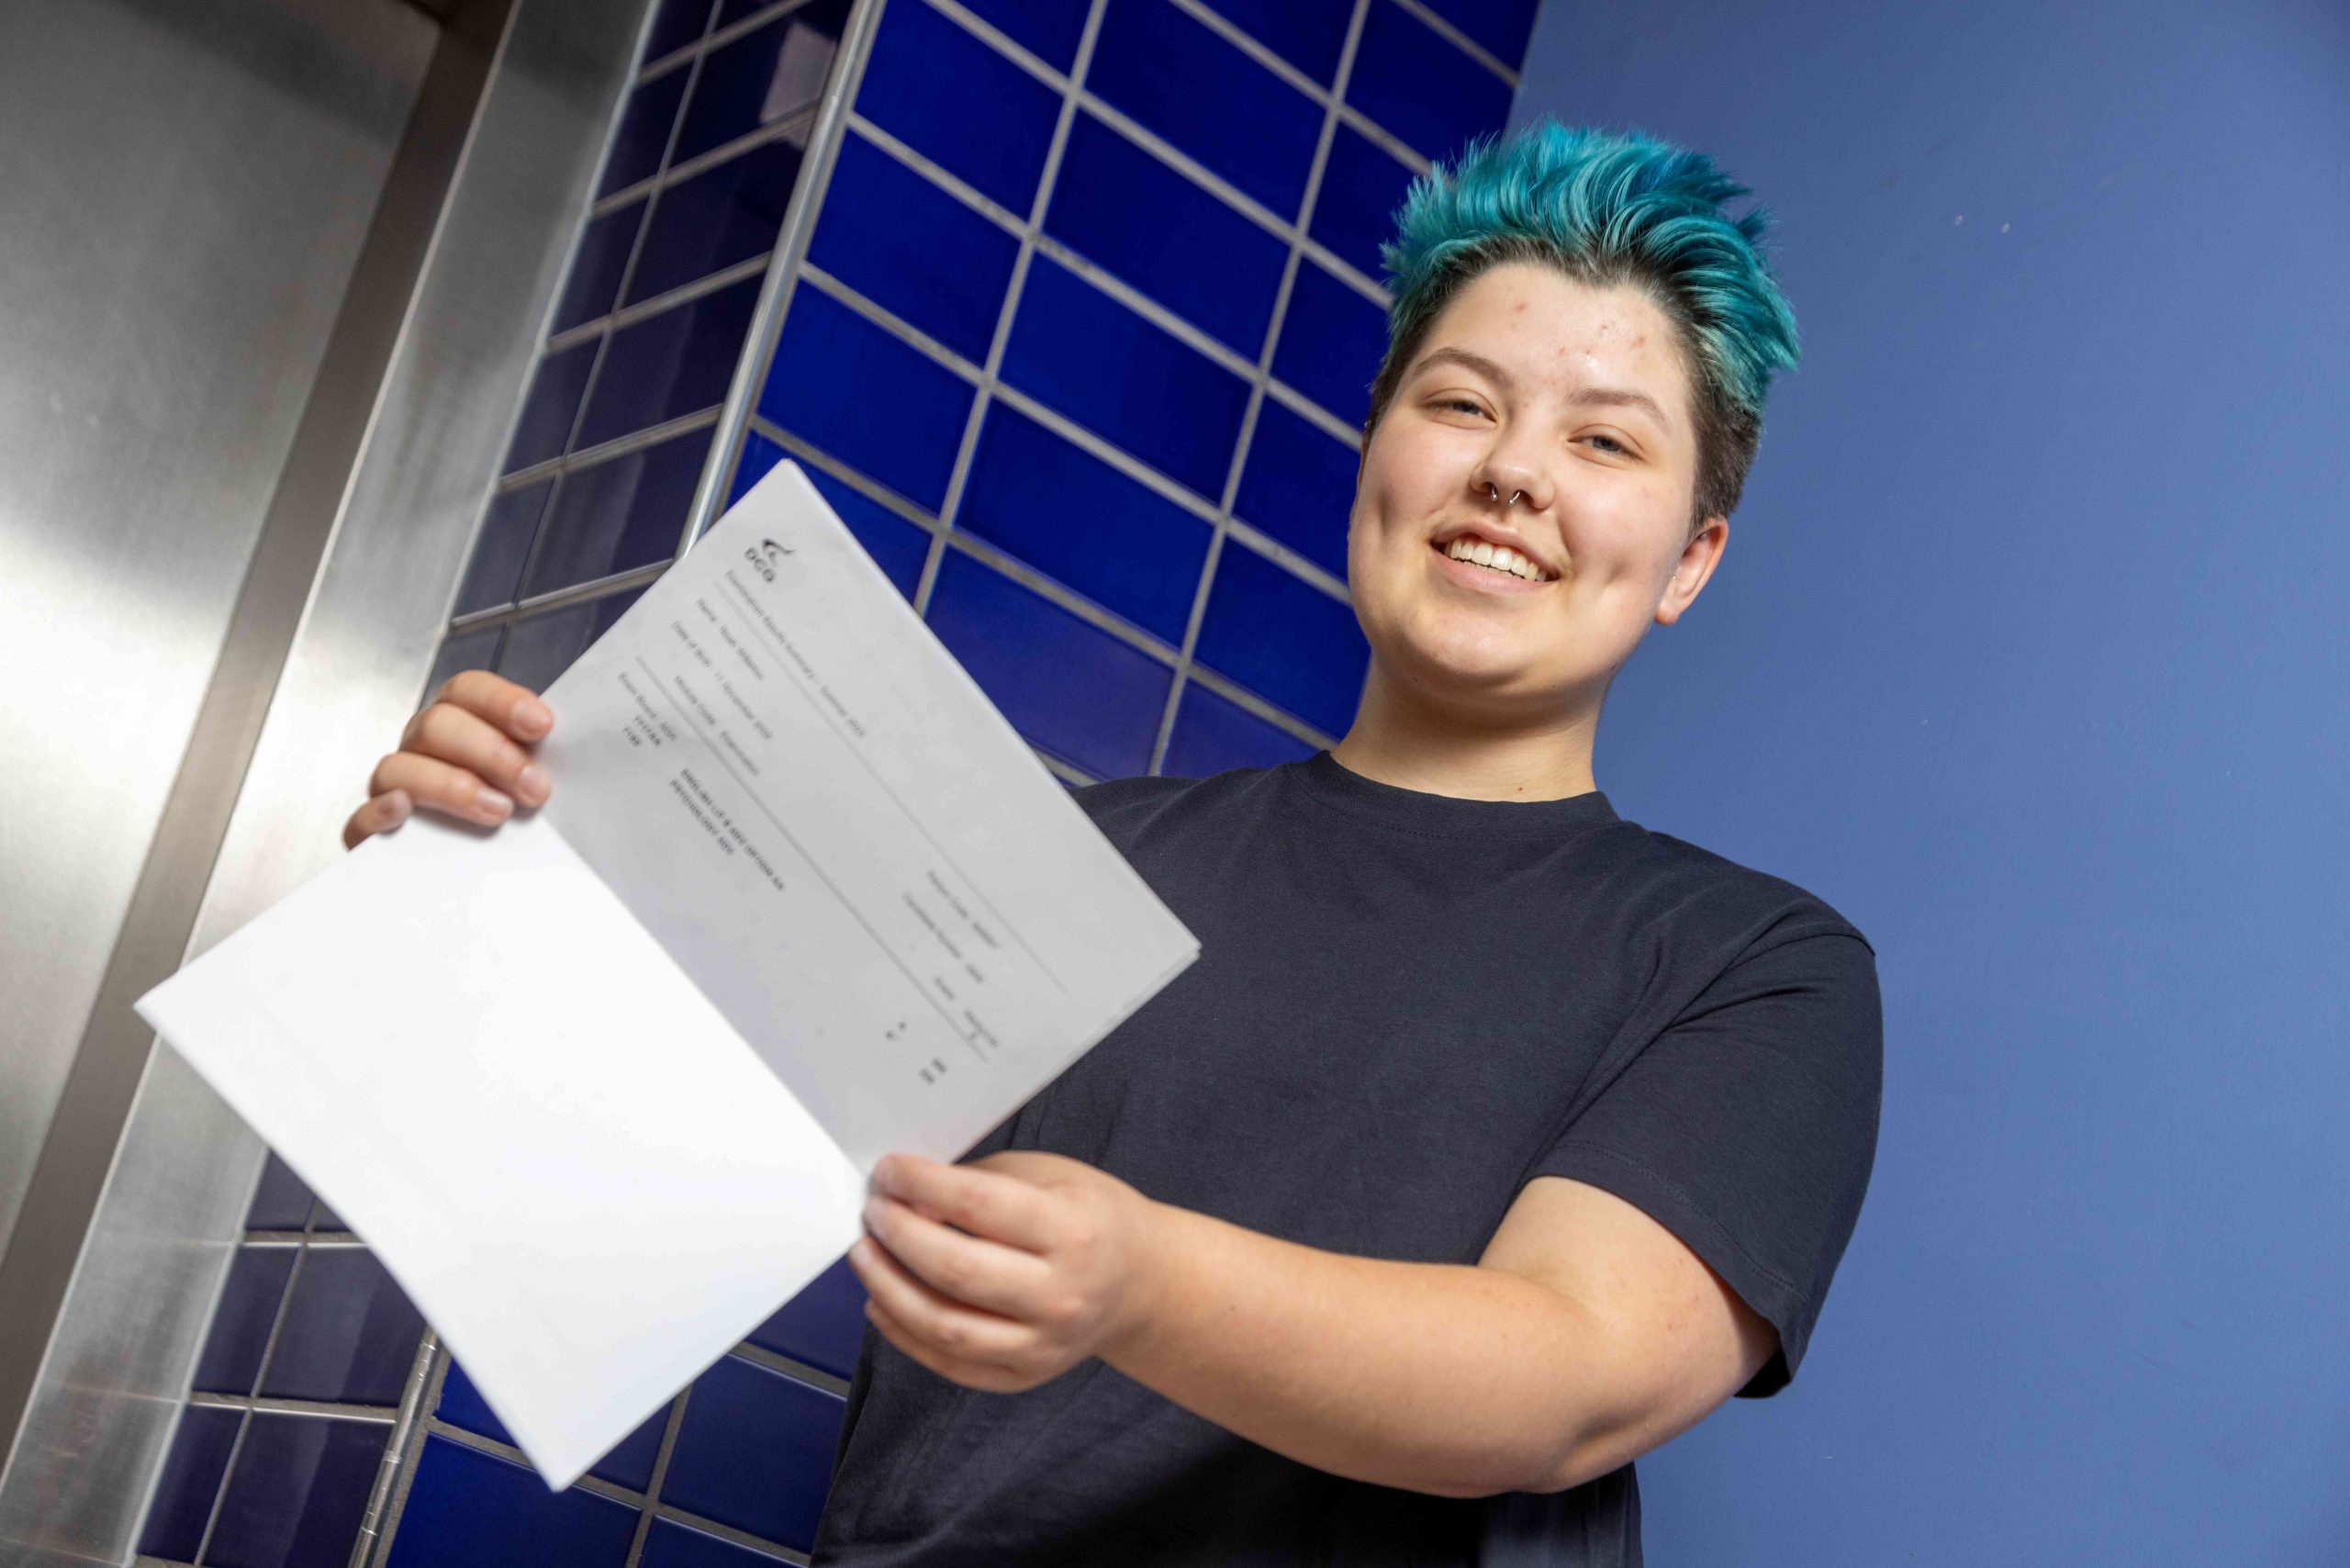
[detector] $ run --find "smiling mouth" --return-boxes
[1434,533,1555,582]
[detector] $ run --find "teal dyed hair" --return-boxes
[1366,118,1801,530]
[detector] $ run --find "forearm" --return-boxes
[1104,1201,1608,1498]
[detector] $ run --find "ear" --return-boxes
[1653,516,1728,626]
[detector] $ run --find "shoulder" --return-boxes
[1596,819,1876,971]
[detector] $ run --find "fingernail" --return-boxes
[476,787,513,821]
[862,1195,885,1227]
[382,790,410,823]
[516,764,550,803]
[514,698,552,737]
[870,1157,898,1193]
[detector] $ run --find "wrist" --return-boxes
[1102,1193,1186,1365]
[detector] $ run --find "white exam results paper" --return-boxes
[135,461,1198,1487]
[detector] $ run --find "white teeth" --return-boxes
[1444,535,1551,581]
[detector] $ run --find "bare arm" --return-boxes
[852,1152,1777,1497]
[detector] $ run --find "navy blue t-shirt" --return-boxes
[813,753,1882,1566]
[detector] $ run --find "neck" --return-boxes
[1330,664,1600,802]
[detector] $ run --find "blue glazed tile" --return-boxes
[383,1437,637,1568]
[1346,1,1510,161]
[729,426,786,503]
[437,1361,666,1492]
[758,287,973,510]
[1272,261,1386,430]
[519,429,707,599]
[1417,0,1540,68]
[138,1405,242,1562]
[856,0,1058,215]
[574,273,761,452]
[554,199,645,335]
[1308,124,1416,282]
[957,0,1088,69]
[926,553,1171,778]
[1206,0,1352,83]
[498,587,648,693]
[1089,0,1322,220]
[956,402,1210,642]
[245,1152,314,1231]
[628,139,800,306]
[1163,681,1315,776]
[424,626,504,704]
[432,1361,512,1447]
[1234,398,1357,577]
[646,0,715,62]
[600,67,691,197]
[745,1254,867,1378]
[809,132,1018,364]
[674,1,852,165]
[504,339,599,473]
[454,480,554,616]
[201,1414,386,1568]
[804,465,931,599]
[1045,113,1287,358]
[191,1247,297,1394]
[1193,543,1368,734]
[258,1249,426,1407]
[1002,255,1248,500]
[662,1356,845,1553]
[641,1518,794,1568]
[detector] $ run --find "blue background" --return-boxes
[1511,0,2350,1559]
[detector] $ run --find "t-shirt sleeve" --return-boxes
[1527,926,1883,1396]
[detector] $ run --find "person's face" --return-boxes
[1347,263,1728,725]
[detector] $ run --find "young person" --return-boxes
[348,120,1882,1566]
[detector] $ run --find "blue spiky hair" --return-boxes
[1365,118,1801,528]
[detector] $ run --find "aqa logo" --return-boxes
[744,537,792,583]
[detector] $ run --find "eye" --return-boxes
[1583,432,1632,456]
[1438,397,1487,417]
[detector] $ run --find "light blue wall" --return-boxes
[1511,2,2350,1560]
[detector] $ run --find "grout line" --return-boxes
[241,1229,362,1249]
[746,409,1185,671]
[1262,375,1369,448]
[680,0,888,553]
[190,1229,318,1565]
[185,1391,397,1424]
[911,0,1112,617]
[423,1418,813,1562]
[592,102,822,222]
[496,407,722,496]
[923,0,1435,173]
[795,264,983,386]
[449,559,673,636]
[729,1340,852,1396]
[549,251,777,356]
[1036,751,1097,788]
[1149,0,1370,774]
[508,24,712,610]
[1184,663,1338,752]
[618,1386,694,1568]
[1384,0,1519,83]
[1222,515,1350,604]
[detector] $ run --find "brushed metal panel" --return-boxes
[0,0,434,1282]
[0,0,657,1556]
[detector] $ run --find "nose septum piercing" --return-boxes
[1486,482,1524,507]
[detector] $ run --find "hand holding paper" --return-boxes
[137,462,1198,1487]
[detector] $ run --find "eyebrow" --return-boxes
[1407,346,1675,434]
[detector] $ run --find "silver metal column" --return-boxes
[0,0,656,1558]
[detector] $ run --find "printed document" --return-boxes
[135,461,1200,1486]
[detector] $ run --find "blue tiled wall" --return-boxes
[140,0,1539,1562]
